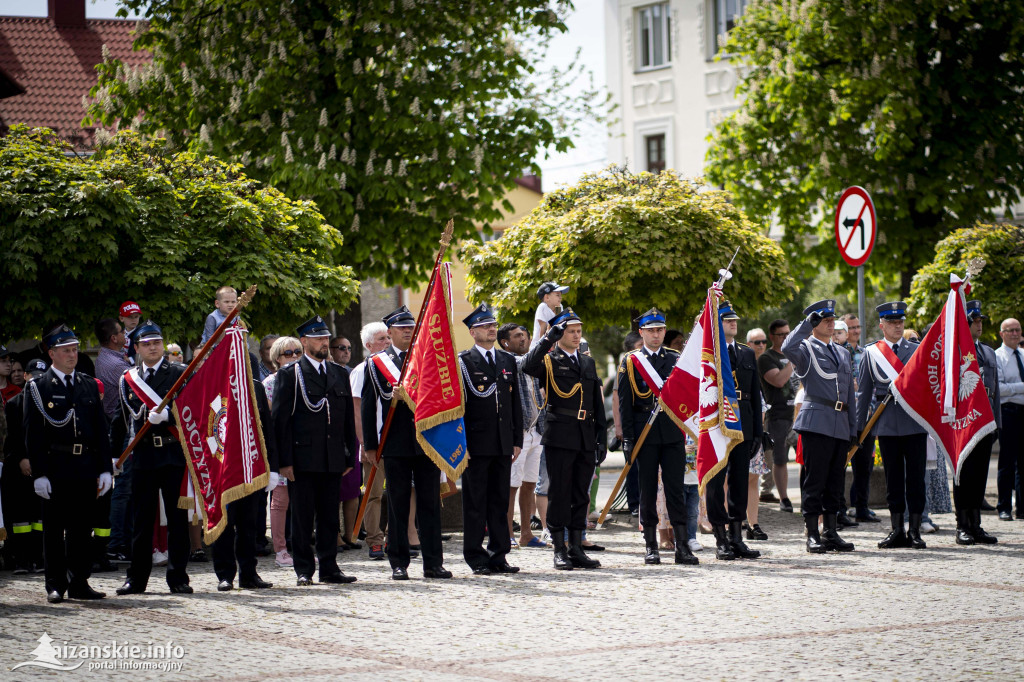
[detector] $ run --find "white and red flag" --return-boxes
[891,274,996,483]
[635,285,743,493]
[172,327,270,543]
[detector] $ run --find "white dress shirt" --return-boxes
[995,343,1024,405]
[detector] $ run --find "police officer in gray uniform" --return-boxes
[782,300,856,553]
[857,301,929,549]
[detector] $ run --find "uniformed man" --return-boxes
[459,303,523,575]
[522,308,607,570]
[271,315,358,586]
[25,324,113,603]
[114,321,193,595]
[618,308,698,566]
[953,300,1000,545]
[857,301,928,549]
[704,302,764,560]
[782,300,857,553]
[362,306,451,580]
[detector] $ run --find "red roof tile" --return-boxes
[0,16,150,149]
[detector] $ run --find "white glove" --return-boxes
[265,471,280,493]
[34,476,52,500]
[97,472,113,496]
[112,458,123,475]
[148,407,170,425]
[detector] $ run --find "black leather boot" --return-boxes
[567,530,600,569]
[729,521,761,558]
[955,509,976,545]
[821,514,854,552]
[878,512,910,549]
[805,517,825,553]
[671,524,698,565]
[712,525,736,560]
[836,510,859,528]
[906,513,927,549]
[551,530,573,570]
[970,509,998,544]
[643,528,660,565]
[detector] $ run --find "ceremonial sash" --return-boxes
[629,351,665,394]
[123,367,179,439]
[866,340,905,382]
[372,352,402,387]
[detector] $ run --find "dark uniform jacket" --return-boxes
[253,380,278,471]
[856,340,927,437]
[25,369,112,481]
[460,347,523,457]
[976,340,1002,431]
[617,346,684,445]
[271,355,357,473]
[110,360,187,471]
[522,338,607,452]
[361,346,422,458]
[729,342,764,442]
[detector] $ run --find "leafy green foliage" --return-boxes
[0,126,358,342]
[908,223,1024,344]
[86,0,607,287]
[706,0,1024,296]
[461,168,793,329]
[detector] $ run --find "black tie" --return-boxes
[398,351,406,368]
[65,375,74,394]
[319,364,326,379]
[892,343,900,356]
[570,355,579,371]
[728,344,738,367]
[826,343,839,365]
[486,351,495,371]
[145,367,155,384]
[1016,349,1024,382]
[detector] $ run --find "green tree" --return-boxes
[87,0,605,288]
[461,167,793,329]
[0,126,358,342]
[705,0,1024,297]
[907,222,1024,345]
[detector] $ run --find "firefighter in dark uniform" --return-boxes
[522,308,607,570]
[271,315,359,586]
[25,325,113,603]
[618,308,698,566]
[113,321,193,595]
[459,303,523,575]
[362,305,451,580]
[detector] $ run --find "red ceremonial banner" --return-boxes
[172,327,270,543]
[892,274,996,483]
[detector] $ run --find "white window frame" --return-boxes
[709,0,749,59]
[635,2,672,72]
[634,117,674,174]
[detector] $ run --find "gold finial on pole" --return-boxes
[966,258,986,279]
[237,284,258,309]
[440,219,455,247]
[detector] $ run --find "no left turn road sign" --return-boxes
[834,186,876,267]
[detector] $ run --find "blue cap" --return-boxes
[296,315,331,338]
[876,301,907,320]
[634,307,667,329]
[0,344,9,359]
[383,305,415,328]
[463,303,497,329]
[550,307,582,327]
[25,358,48,375]
[135,320,164,342]
[803,299,836,318]
[719,301,740,320]
[43,324,79,349]
[966,300,987,321]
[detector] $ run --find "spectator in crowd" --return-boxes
[665,329,685,352]
[9,360,25,388]
[832,319,848,347]
[0,345,20,405]
[844,312,879,523]
[744,328,770,541]
[119,301,142,362]
[200,286,238,346]
[758,319,797,513]
[531,281,569,345]
[842,313,864,388]
[257,334,280,381]
[330,336,353,369]
[612,331,643,519]
[996,318,1024,521]
[165,344,184,363]
[332,335,362,551]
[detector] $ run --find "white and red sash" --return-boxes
[123,367,180,439]
[371,352,402,387]
[629,351,665,394]
[865,340,905,384]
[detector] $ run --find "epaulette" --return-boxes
[664,347,681,356]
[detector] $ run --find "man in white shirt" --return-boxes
[995,318,1024,521]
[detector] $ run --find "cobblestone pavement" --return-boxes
[2,489,1023,680]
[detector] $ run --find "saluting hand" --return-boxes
[546,322,567,342]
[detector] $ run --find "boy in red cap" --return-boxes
[119,301,142,361]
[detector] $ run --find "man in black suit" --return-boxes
[271,315,358,586]
[522,308,607,570]
[25,324,113,603]
[113,321,194,595]
[618,308,698,566]
[459,304,523,575]
[705,302,763,560]
[362,305,451,580]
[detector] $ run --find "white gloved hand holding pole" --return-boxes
[265,471,280,493]
[34,476,52,500]
[148,407,170,425]
[97,472,113,496]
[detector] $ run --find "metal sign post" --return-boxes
[835,186,877,328]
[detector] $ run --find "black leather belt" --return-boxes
[551,407,590,421]
[144,435,167,448]
[52,443,90,455]
[805,394,847,411]
[735,390,748,401]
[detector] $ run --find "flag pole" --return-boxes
[352,220,456,534]
[116,285,258,468]
[597,404,661,525]
[846,394,891,463]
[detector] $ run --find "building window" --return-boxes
[636,3,671,71]
[645,134,666,173]
[714,0,749,54]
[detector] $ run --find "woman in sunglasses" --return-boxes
[262,336,304,568]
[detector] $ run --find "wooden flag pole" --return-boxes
[846,394,891,464]
[597,404,661,526]
[116,285,258,468]
[352,220,455,534]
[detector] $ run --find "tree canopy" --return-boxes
[87,0,605,287]
[705,0,1024,296]
[461,168,793,329]
[0,125,358,342]
[908,222,1024,345]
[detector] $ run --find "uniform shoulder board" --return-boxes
[458,349,471,357]
[736,342,750,350]
[664,347,680,356]
[495,348,514,358]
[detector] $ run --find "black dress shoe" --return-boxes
[116,581,146,595]
[296,575,314,586]
[999,510,1013,521]
[423,566,453,579]
[391,567,409,580]
[47,590,65,604]
[68,584,106,600]
[745,523,769,541]
[471,566,492,575]
[217,579,233,592]
[836,511,859,528]
[239,575,274,589]
[169,584,194,594]
[980,499,996,511]
[489,561,520,574]
[779,498,794,513]
[321,571,357,584]
[855,510,881,523]
[581,542,605,552]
